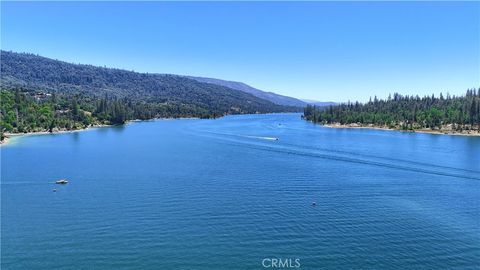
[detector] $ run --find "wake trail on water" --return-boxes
[196,131,480,181]
[200,131,279,141]
[1,181,56,185]
[243,135,278,141]
[279,141,480,175]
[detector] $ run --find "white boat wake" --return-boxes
[243,135,279,141]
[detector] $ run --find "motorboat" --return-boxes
[55,179,68,184]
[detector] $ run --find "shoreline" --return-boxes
[0,117,203,146]
[4,116,478,146]
[323,123,480,137]
[0,124,110,146]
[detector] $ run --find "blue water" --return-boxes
[2,113,479,269]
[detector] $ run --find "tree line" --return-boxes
[0,88,226,140]
[304,89,480,132]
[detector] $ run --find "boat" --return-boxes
[55,179,68,184]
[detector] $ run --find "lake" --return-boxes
[1,113,479,269]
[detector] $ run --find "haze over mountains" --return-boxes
[186,76,307,107]
[0,51,302,116]
[187,76,336,107]
[301,99,336,107]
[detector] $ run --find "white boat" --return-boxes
[55,179,68,184]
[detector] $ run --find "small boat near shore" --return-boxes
[55,179,68,184]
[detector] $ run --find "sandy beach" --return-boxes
[0,124,111,146]
[324,123,480,137]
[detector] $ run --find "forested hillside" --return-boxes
[0,51,296,137]
[304,90,480,133]
[0,51,296,112]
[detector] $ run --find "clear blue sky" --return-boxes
[1,1,479,102]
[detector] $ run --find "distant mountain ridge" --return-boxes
[187,76,307,107]
[301,99,336,107]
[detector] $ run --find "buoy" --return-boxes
[311,202,317,206]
